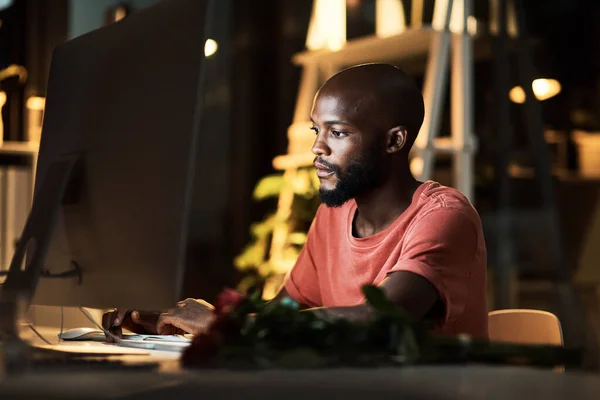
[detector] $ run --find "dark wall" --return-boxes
[0,0,68,142]
[0,0,26,141]
[228,0,312,284]
[24,0,69,97]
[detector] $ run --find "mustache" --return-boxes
[314,157,342,177]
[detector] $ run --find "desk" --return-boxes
[1,364,600,399]
[21,326,182,372]
[2,326,600,399]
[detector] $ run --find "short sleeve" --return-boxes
[283,217,323,307]
[388,208,478,327]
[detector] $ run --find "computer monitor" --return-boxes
[3,0,213,312]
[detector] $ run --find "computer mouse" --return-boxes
[58,327,104,340]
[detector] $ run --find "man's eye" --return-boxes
[331,130,347,138]
[311,126,318,134]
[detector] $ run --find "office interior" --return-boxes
[1,0,600,393]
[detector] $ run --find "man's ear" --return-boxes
[386,126,408,153]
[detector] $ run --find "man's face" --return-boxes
[310,93,385,207]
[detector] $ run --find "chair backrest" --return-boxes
[488,309,564,346]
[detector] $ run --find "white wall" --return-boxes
[69,0,161,39]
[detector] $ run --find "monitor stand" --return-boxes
[0,154,81,373]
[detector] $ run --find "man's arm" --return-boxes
[301,271,439,322]
[270,286,311,309]
[300,208,478,326]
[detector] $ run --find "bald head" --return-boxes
[315,63,424,152]
[310,64,423,206]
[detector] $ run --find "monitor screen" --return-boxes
[7,0,211,311]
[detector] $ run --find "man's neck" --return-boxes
[352,173,421,238]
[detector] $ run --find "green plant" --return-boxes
[234,167,321,293]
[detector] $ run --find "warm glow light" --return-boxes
[467,15,478,35]
[410,157,424,178]
[430,0,478,35]
[375,0,406,38]
[0,64,27,84]
[26,96,45,143]
[532,78,561,101]
[0,91,5,146]
[114,6,127,22]
[204,39,218,57]
[509,78,561,104]
[509,86,526,104]
[306,0,346,51]
[432,0,478,34]
[26,96,45,110]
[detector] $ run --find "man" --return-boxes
[104,63,488,340]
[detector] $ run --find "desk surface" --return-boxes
[23,326,182,372]
[3,327,600,399]
[2,364,600,400]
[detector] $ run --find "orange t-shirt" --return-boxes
[284,181,488,338]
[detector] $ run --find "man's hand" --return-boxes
[101,309,161,342]
[157,298,215,335]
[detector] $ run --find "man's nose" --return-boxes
[311,133,330,156]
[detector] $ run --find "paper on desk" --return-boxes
[117,339,190,353]
[133,334,192,343]
[59,330,192,343]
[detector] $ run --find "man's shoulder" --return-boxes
[415,181,480,222]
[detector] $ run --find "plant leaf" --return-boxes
[253,174,285,200]
[291,169,312,196]
[234,240,267,270]
[287,232,307,245]
[249,216,277,238]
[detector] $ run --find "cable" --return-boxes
[59,306,64,343]
[78,306,121,343]
[41,261,83,284]
[25,305,66,346]
[1,260,82,283]
[26,306,111,345]
[27,323,53,346]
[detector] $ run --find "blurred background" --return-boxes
[1,0,600,369]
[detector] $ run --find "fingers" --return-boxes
[101,310,116,331]
[156,299,216,335]
[176,298,197,307]
[102,310,123,343]
[157,313,175,335]
[131,310,140,322]
[107,326,122,343]
[113,309,131,326]
[131,311,160,334]
[157,312,190,335]
[102,309,172,341]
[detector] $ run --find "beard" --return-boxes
[317,142,384,208]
